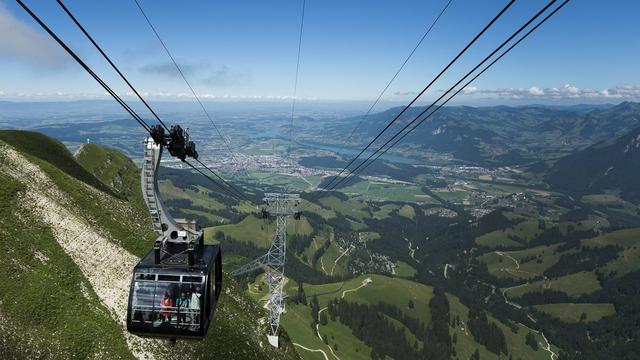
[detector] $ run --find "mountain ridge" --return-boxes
[0,130,299,359]
[546,125,640,203]
[320,102,640,166]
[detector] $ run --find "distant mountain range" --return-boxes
[323,102,640,166]
[3,99,639,169]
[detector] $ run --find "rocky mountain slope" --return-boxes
[0,131,299,359]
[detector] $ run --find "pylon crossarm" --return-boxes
[230,253,268,276]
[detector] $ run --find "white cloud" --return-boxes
[463,86,479,95]
[459,84,640,101]
[0,4,68,67]
[528,86,544,96]
[393,91,417,96]
[564,84,580,95]
[0,90,319,101]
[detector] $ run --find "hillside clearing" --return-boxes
[533,303,616,323]
[504,271,601,299]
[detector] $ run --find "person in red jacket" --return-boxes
[159,292,173,323]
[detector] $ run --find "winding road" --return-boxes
[330,244,354,276]
[494,252,557,360]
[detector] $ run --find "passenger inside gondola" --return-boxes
[160,292,173,323]
[129,270,214,335]
[177,292,189,328]
[191,287,201,327]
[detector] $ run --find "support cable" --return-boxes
[335,0,570,188]
[184,159,246,202]
[287,0,307,156]
[17,0,253,203]
[321,0,516,191]
[343,0,455,148]
[56,0,170,132]
[16,0,152,133]
[132,0,239,160]
[193,158,253,203]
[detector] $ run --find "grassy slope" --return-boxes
[159,181,229,224]
[341,181,432,202]
[282,303,372,360]
[373,204,401,219]
[533,303,616,323]
[300,199,336,220]
[447,294,557,360]
[0,131,116,197]
[394,260,417,278]
[318,195,370,222]
[479,243,571,280]
[582,228,640,278]
[205,214,313,248]
[504,271,601,298]
[0,172,134,358]
[583,228,640,247]
[282,275,553,360]
[399,204,416,219]
[475,220,543,248]
[159,181,226,211]
[476,223,638,336]
[317,241,346,275]
[74,143,141,203]
[481,226,640,290]
[0,134,300,360]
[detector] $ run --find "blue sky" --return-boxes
[1,0,639,104]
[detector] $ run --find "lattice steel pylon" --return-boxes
[231,193,300,348]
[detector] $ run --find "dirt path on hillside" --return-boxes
[299,278,373,360]
[293,343,329,360]
[519,321,558,360]
[495,251,544,278]
[404,237,420,263]
[316,307,340,360]
[341,278,372,299]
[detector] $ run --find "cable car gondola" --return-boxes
[127,126,222,338]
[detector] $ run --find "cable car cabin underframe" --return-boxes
[127,126,222,339]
